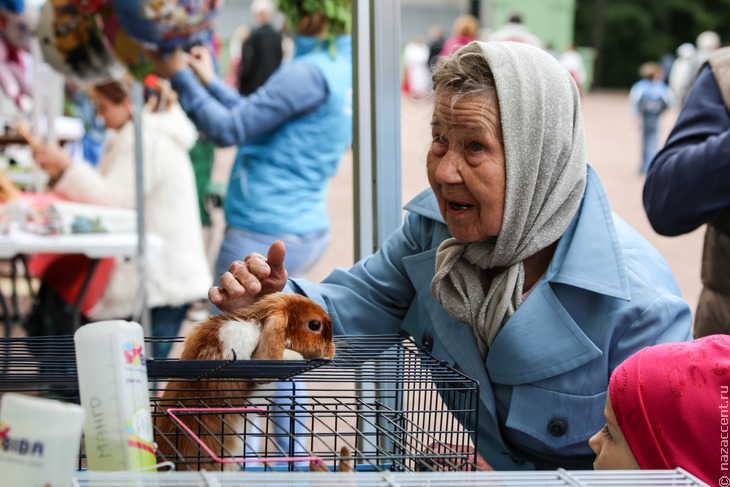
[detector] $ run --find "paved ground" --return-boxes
[579,91,703,315]
[280,90,703,317]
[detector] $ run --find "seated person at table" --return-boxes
[31,80,211,358]
[589,334,727,485]
[208,41,693,470]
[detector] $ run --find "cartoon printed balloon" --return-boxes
[97,10,154,80]
[0,0,26,14]
[110,0,222,51]
[37,0,122,82]
[0,0,45,51]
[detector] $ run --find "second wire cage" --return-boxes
[0,334,480,473]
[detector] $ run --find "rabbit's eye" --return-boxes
[308,320,321,331]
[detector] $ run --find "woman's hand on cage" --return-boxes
[209,240,289,313]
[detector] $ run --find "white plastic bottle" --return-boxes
[0,393,85,487]
[74,320,156,471]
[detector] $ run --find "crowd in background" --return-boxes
[402,12,587,99]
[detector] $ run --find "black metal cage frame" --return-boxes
[0,334,479,472]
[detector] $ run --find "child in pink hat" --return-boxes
[589,334,730,485]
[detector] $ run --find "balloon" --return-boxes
[109,0,222,51]
[0,0,24,14]
[69,0,111,14]
[97,10,154,80]
[0,0,44,51]
[36,0,123,82]
[1,10,34,51]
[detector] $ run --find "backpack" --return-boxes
[23,254,112,337]
[24,281,88,337]
[637,87,669,116]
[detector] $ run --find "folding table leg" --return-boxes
[0,287,12,338]
[72,259,99,330]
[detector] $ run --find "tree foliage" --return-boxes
[575,0,730,88]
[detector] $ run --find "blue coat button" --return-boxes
[422,334,434,353]
[548,419,567,437]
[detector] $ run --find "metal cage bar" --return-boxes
[70,468,710,486]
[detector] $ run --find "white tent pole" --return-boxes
[130,80,150,345]
[46,71,63,144]
[29,37,45,193]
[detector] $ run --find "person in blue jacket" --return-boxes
[628,62,673,175]
[643,49,730,338]
[151,0,352,282]
[151,0,352,460]
[209,41,693,470]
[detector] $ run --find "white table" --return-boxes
[0,230,163,334]
[0,231,162,259]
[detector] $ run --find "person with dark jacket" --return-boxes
[643,48,730,338]
[427,24,444,69]
[237,0,283,96]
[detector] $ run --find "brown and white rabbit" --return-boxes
[154,292,335,471]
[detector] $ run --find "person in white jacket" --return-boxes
[488,12,543,48]
[32,79,211,358]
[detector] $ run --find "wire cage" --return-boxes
[0,334,479,473]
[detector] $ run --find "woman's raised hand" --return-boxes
[147,48,190,79]
[208,240,289,313]
[187,45,216,86]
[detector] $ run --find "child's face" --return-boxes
[588,393,640,470]
[91,92,131,131]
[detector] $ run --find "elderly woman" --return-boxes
[209,42,692,470]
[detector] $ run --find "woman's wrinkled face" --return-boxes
[588,393,641,470]
[427,95,506,243]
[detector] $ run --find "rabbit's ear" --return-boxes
[251,308,287,360]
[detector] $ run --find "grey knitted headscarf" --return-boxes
[430,41,587,357]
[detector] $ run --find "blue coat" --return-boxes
[289,166,692,470]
